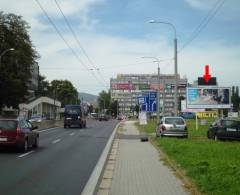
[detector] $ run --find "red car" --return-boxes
[0,118,39,152]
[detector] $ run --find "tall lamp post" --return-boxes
[142,56,161,124]
[0,48,15,65]
[149,20,178,116]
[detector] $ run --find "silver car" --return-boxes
[156,117,188,138]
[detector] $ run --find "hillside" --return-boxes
[78,92,98,104]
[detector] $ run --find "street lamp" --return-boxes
[142,56,161,124]
[0,48,15,65]
[149,20,178,116]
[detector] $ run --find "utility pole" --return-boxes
[174,38,178,116]
[157,62,160,124]
[142,57,161,123]
[149,20,178,116]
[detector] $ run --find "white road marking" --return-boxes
[79,130,84,132]
[18,150,35,158]
[38,127,59,133]
[70,133,75,136]
[52,139,61,144]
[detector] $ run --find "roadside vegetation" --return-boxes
[135,119,240,195]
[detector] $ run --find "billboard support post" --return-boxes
[196,112,198,130]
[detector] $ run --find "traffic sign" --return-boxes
[137,91,157,112]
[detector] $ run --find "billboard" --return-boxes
[111,83,133,90]
[198,77,217,85]
[196,111,218,118]
[187,87,231,109]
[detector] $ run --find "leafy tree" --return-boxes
[134,104,140,115]
[50,80,79,107]
[35,74,51,97]
[88,104,94,113]
[231,86,240,111]
[109,100,118,117]
[0,12,39,110]
[178,96,185,111]
[98,90,110,112]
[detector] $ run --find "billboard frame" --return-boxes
[186,86,231,109]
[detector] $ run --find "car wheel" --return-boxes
[33,137,39,148]
[21,139,28,153]
[64,124,67,128]
[68,125,71,128]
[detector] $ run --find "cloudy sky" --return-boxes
[1,0,239,95]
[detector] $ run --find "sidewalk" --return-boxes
[97,121,188,195]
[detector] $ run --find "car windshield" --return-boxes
[65,106,81,114]
[165,118,185,125]
[0,120,17,131]
[222,120,239,128]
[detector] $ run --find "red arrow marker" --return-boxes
[203,64,211,83]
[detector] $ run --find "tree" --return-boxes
[98,90,111,112]
[35,74,51,97]
[50,80,79,107]
[109,100,118,117]
[88,104,94,113]
[231,86,240,111]
[0,12,39,110]
[178,96,185,111]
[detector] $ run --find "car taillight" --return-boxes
[161,125,166,131]
[16,126,22,135]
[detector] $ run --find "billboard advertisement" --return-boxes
[187,87,231,109]
[111,83,133,90]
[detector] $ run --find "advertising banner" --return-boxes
[196,111,218,118]
[149,84,164,90]
[187,87,231,109]
[111,83,133,90]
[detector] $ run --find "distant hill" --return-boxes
[78,92,98,104]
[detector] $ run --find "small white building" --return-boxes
[19,96,61,119]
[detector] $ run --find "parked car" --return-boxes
[156,117,188,138]
[179,112,196,119]
[207,118,240,141]
[99,113,110,121]
[29,115,45,123]
[0,117,39,152]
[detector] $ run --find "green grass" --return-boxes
[135,119,156,134]
[135,119,240,195]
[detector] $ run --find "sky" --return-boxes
[1,0,240,95]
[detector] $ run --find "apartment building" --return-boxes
[110,73,188,116]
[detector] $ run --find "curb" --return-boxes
[81,122,120,195]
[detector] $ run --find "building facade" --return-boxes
[110,74,188,116]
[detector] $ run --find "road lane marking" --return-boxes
[39,127,59,133]
[79,130,84,132]
[81,122,120,195]
[70,133,75,136]
[18,150,35,158]
[52,139,61,144]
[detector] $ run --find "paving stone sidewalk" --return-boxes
[98,121,188,195]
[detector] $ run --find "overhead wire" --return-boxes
[34,0,108,88]
[54,0,109,87]
[178,0,227,53]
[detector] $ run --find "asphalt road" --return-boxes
[0,119,118,195]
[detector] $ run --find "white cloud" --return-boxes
[184,0,217,10]
[1,0,239,95]
[179,40,240,87]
